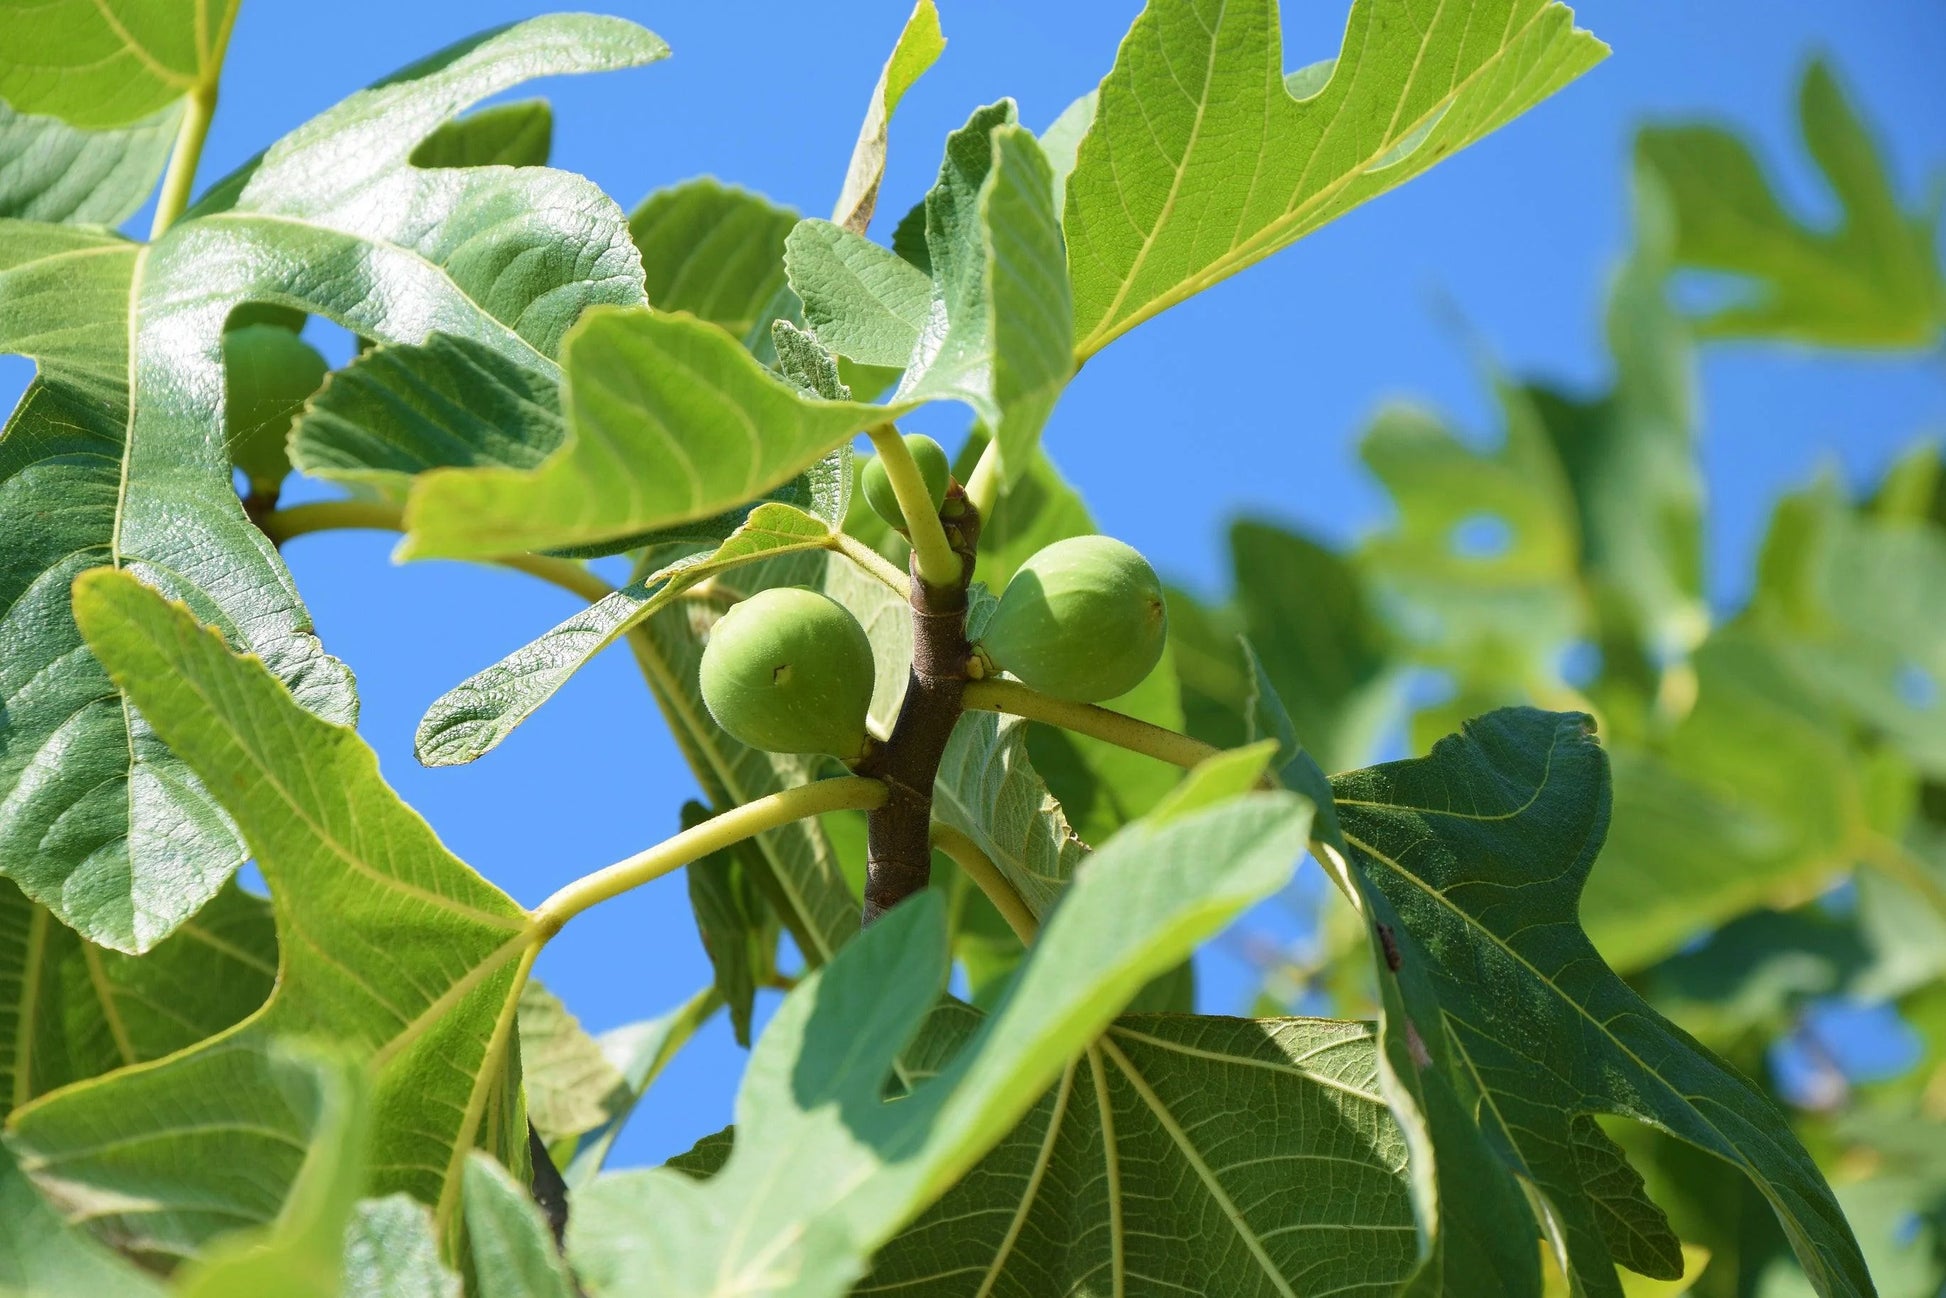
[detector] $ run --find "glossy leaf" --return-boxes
[8,571,540,1262]
[0,14,664,951]
[0,100,180,223]
[831,1,946,234]
[569,766,1312,1297]
[1332,708,1873,1298]
[1637,58,1943,347]
[1063,0,1607,355]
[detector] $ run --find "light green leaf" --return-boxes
[859,1014,1419,1297]
[933,711,1089,919]
[831,1,946,234]
[0,14,664,951]
[7,571,541,1263]
[1588,632,1882,971]
[517,982,626,1153]
[786,219,933,367]
[1332,707,1873,1298]
[1636,58,1943,348]
[1063,0,1607,355]
[0,877,275,1121]
[894,109,1075,482]
[0,1137,166,1296]
[0,100,180,224]
[291,332,565,504]
[0,0,240,128]
[570,775,1313,1297]
[564,988,720,1190]
[684,803,779,1048]
[342,1197,459,1298]
[1744,474,1946,779]
[1228,519,1397,774]
[413,502,846,767]
[632,179,801,348]
[399,307,906,559]
[463,1154,575,1298]
[1358,394,1585,743]
[412,99,552,169]
[172,1047,369,1298]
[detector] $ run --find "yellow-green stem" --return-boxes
[868,423,961,588]
[932,821,1037,944]
[532,776,889,937]
[962,677,1221,771]
[834,532,912,598]
[150,84,218,238]
[963,437,1002,520]
[257,501,612,604]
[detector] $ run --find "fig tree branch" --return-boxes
[961,677,1222,772]
[532,775,889,937]
[854,501,982,924]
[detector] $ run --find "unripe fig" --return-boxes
[224,323,328,499]
[860,434,950,531]
[979,535,1167,702]
[699,587,876,760]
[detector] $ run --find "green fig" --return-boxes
[979,535,1167,702]
[860,433,951,531]
[224,323,328,499]
[699,587,876,760]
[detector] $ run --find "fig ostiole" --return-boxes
[976,535,1167,703]
[699,586,877,761]
[861,433,951,532]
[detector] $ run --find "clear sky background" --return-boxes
[4,1,1942,1169]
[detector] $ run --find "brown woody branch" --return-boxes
[854,494,981,925]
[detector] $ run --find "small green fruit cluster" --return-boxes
[861,433,951,531]
[699,587,875,761]
[978,535,1167,702]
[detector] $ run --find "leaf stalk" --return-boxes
[532,776,889,937]
[932,821,1037,944]
[868,423,962,589]
[961,678,1222,772]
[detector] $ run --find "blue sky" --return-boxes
[4,1,1942,1169]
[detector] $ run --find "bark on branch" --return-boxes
[855,496,981,924]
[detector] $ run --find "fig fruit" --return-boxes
[979,535,1167,702]
[223,323,328,499]
[860,433,951,531]
[700,586,876,760]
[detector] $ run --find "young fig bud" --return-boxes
[699,587,876,760]
[978,535,1167,703]
[860,433,951,532]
